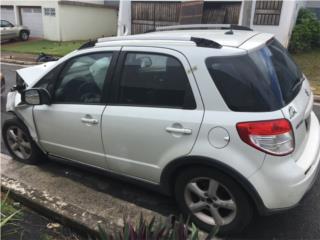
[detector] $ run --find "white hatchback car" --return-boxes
[3,25,320,235]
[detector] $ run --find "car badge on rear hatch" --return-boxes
[289,106,297,119]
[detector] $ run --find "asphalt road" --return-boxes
[1,62,320,239]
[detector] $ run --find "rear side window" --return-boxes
[206,39,302,112]
[117,53,196,109]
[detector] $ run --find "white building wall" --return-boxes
[250,0,304,47]
[59,4,117,41]
[1,0,61,41]
[1,0,117,41]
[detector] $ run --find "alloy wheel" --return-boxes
[21,32,28,40]
[184,177,237,226]
[6,126,32,159]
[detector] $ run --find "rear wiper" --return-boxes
[290,76,304,93]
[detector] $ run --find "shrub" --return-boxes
[289,8,320,53]
[96,215,219,240]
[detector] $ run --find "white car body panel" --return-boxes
[101,46,204,182]
[17,61,57,87]
[34,104,108,168]
[5,29,320,216]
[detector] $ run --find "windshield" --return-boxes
[206,39,303,112]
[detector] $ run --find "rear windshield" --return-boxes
[206,39,303,112]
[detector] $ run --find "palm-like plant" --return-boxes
[96,214,219,240]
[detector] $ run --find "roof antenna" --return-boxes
[225,25,234,35]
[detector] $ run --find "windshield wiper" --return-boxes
[290,76,304,93]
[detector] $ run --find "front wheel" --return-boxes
[20,30,29,41]
[2,117,44,164]
[174,167,253,235]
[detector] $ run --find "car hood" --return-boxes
[16,61,56,87]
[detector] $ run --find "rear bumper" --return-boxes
[249,111,320,213]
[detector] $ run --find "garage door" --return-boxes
[20,7,43,38]
[1,6,15,24]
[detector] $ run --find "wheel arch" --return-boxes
[4,111,46,154]
[160,155,268,215]
[20,29,30,35]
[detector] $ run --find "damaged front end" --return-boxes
[6,73,26,112]
[5,71,42,146]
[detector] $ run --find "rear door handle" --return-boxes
[81,117,98,124]
[166,127,192,135]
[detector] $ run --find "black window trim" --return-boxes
[110,51,197,110]
[35,51,120,105]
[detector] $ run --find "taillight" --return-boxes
[236,119,294,156]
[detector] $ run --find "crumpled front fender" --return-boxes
[5,91,41,146]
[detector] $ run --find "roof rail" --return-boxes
[78,39,97,50]
[155,24,253,32]
[97,35,222,49]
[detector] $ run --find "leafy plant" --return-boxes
[289,8,320,53]
[95,214,219,240]
[0,191,22,228]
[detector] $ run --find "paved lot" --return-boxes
[1,62,320,239]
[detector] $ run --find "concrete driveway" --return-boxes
[1,62,320,238]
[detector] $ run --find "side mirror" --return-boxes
[22,88,51,105]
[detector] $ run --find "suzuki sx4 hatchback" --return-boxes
[3,25,320,235]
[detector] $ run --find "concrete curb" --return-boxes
[0,155,121,238]
[0,58,38,65]
[0,153,211,239]
[1,176,113,238]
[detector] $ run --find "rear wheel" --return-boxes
[20,30,29,41]
[174,167,253,235]
[2,117,44,164]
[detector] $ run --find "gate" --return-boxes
[131,1,242,34]
[202,2,241,24]
[131,1,181,34]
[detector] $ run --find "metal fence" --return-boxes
[253,0,283,25]
[132,1,181,34]
[131,1,241,34]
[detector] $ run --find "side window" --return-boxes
[53,53,112,104]
[118,53,196,109]
[1,20,13,27]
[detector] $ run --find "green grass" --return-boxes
[292,48,320,95]
[1,40,86,57]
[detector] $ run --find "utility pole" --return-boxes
[117,0,131,36]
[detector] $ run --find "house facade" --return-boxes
[1,0,118,41]
[118,0,310,47]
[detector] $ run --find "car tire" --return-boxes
[19,30,29,41]
[174,167,253,236]
[2,117,44,164]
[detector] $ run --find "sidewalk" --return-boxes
[0,153,176,237]
[1,51,39,65]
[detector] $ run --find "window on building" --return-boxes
[44,8,56,16]
[253,0,283,25]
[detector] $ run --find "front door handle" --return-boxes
[81,116,98,124]
[166,127,192,135]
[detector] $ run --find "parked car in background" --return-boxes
[2,25,320,235]
[0,20,30,41]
